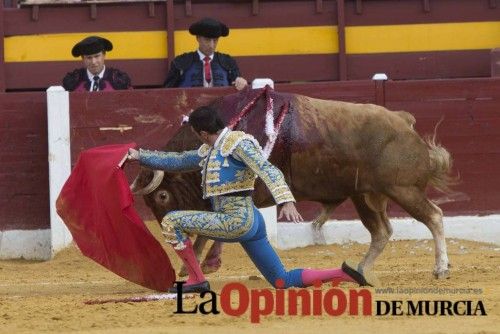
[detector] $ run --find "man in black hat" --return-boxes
[62,36,132,92]
[164,18,248,90]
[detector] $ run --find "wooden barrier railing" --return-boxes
[1,78,500,233]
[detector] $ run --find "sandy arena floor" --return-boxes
[1,221,499,334]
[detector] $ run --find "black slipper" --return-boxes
[341,260,380,287]
[168,281,211,294]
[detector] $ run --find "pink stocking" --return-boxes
[301,268,355,286]
[174,239,206,285]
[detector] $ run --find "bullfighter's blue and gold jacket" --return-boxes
[139,128,295,204]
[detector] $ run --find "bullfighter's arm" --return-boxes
[138,149,202,172]
[233,139,295,205]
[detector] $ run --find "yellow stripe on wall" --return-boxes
[175,26,339,56]
[4,22,499,62]
[4,26,338,62]
[4,31,167,62]
[346,21,500,54]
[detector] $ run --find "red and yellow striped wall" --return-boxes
[2,0,499,89]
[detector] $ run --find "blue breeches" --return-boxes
[161,195,304,288]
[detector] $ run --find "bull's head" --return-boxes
[131,168,210,222]
[129,123,210,222]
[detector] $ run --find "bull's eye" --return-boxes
[154,190,170,204]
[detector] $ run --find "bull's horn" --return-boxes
[130,170,165,195]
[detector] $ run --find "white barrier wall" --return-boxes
[47,86,73,255]
[277,216,500,250]
[0,230,51,260]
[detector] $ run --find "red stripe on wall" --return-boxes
[0,92,49,231]
[4,60,168,90]
[6,50,494,91]
[4,55,340,90]
[347,50,493,80]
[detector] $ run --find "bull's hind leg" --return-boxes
[351,193,392,272]
[386,186,450,279]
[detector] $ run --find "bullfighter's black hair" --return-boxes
[188,106,226,134]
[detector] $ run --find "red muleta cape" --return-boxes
[56,143,175,291]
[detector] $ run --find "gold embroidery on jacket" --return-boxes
[198,144,210,157]
[233,139,295,204]
[220,131,263,157]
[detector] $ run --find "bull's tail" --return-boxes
[425,120,458,193]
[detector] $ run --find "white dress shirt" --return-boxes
[86,66,106,91]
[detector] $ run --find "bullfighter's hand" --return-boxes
[127,148,140,161]
[232,77,248,91]
[278,202,304,223]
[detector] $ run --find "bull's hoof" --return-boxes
[312,220,324,231]
[433,269,450,279]
[178,265,188,277]
[201,259,221,274]
[342,259,380,287]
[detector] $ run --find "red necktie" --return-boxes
[203,56,211,84]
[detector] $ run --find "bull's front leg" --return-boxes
[311,204,336,230]
[178,235,210,277]
[201,241,223,274]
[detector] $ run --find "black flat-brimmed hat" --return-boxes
[189,18,229,38]
[71,36,113,57]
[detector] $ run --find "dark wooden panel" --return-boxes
[0,1,5,92]
[238,54,339,83]
[0,108,49,128]
[383,82,500,219]
[4,59,168,90]
[4,1,338,36]
[68,87,234,159]
[5,0,497,35]
[385,78,500,101]
[493,48,500,77]
[277,80,376,102]
[4,3,167,35]
[345,0,500,26]
[4,55,338,90]
[172,0,337,29]
[347,50,492,81]
[0,92,49,231]
[12,51,491,90]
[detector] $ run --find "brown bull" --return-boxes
[132,88,455,279]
